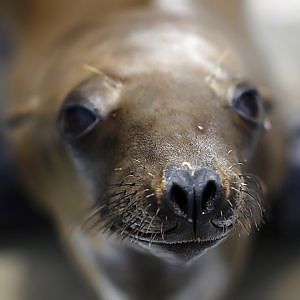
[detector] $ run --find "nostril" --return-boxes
[165,167,223,225]
[170,184,189,217]
[202,180,217,214]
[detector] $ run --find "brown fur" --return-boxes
[4,1,285,299]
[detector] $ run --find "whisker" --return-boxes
[228,162,245,170]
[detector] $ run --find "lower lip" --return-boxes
[133,236,227,262]
[132,233,228,247]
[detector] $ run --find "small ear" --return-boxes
[254,86,273,132]
[259,86,273,114]
[4,95,40,130]
[5,111,34,130]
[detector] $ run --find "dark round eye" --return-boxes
[233,83,264,125]
[58,104,99,140]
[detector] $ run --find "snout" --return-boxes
[128,165,235,260]
[100,164,237,261]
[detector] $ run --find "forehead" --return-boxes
[80,21,245,78]
[41,14,247,114]
[121,71,223,113]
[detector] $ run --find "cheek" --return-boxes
[215,116,259,162]
[232,127,263,161]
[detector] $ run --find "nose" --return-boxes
[165,166,223,223]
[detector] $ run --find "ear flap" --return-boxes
[5,98,39,130]
[259,86,273,114]
[257,86,273,132]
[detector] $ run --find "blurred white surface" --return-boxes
[0,255,26,300]
[245,0,300,124]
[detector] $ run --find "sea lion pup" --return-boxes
[5,1,284,300]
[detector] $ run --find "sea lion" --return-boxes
[4,1,285,299]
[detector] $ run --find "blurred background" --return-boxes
[0,23,96,300]
[0,0,300,299]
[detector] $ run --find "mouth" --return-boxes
[123,219,232,261]
[103,192,236,261]
[131,232,230,261]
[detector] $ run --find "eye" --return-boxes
[58,104,99,140]
[232,83,265,125]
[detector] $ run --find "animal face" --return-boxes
[55,20,268,261]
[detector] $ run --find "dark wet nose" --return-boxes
[165,166,223,223]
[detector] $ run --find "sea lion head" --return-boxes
[55,17,270,262]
